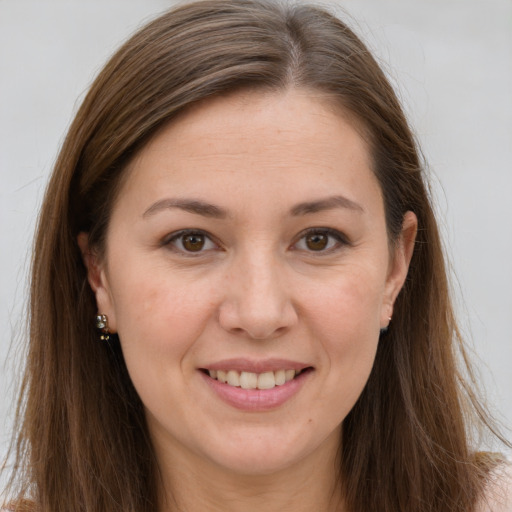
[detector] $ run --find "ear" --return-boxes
[77,232,117,332]
[380,211,417,329]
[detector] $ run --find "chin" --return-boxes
[201,425,339,477]
[209,448,303,477]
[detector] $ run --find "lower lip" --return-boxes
[200,370,311,411]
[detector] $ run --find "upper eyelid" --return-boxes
[294,227,349,243]
[162,229,220,250]
[164,228,210,242]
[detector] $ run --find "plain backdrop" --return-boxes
[1,0,511,481]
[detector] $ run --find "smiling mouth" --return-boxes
[201,368,312,390]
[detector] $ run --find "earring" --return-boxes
[95,314,110,341]
[380,316,392,336]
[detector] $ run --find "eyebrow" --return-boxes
[142,194,364,220]
[142,198,228,219]
[290,195,364,216]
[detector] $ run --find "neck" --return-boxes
[154,432,345,512]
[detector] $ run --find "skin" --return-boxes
[79,88,417,512]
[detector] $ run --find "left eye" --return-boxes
[294,229,346,252]
[165,230,217,253]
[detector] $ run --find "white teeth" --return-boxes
[227,370,240,387]
[257,371,276,389]
[240,371,258,389]
[209,368,302,389]
[275,369,286,386]
[285,369,295,382]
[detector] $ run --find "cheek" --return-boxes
[306,263,385,338]
[304,268,384,408]
[108,266,219,378]
[109,271,224,429]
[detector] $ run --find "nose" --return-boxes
[218,251,298,340]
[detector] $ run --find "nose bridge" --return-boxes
[219,243,296,339]
[243,248,282,306]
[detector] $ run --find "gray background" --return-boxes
[1,0,511,480]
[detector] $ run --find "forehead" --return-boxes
[163,88,366,155]
[117,88,381,217]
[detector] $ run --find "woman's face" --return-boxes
[82,89,416,477]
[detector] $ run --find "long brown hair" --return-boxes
[3,1,508,510]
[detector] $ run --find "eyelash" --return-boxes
[163,229,219,255]
[293,228,350,254]
[162,227,349,255]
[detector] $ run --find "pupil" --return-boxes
[306,233,328,251]
[183,234,205,251]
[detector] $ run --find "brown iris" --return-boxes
[182,233,205,252]
[305,232,329,251]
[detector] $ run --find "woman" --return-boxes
[2,0,510,511]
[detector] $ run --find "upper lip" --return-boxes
[201,358,312,373]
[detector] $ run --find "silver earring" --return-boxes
[380,316,392,336]
[95,314,110,341]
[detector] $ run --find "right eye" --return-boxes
[164,230,218,254]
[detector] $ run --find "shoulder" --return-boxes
[478,462,512,512]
